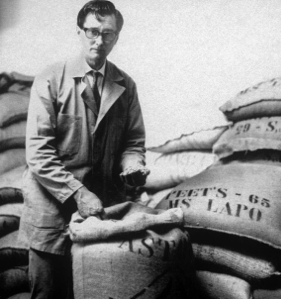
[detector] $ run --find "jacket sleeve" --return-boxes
[120,80,146,170]
[26,69,83,203]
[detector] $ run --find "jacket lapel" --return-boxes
[68,56,125,130]
[68,54,98,117]
[94,62,126,132]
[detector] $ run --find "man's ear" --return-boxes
[76,26,82,35]
[114,34,119,45]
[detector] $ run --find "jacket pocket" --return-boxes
[22,206,66,230]
[56,114,82,156]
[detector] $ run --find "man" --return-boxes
[18,1,149,298]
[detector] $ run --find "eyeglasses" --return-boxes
[82,27,117,42]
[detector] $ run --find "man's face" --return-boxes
[77,13,118,69]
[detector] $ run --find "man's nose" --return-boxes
[94,34,104,46]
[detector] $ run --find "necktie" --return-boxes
[93,71,101,113]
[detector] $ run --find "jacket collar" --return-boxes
[68,54,123,82]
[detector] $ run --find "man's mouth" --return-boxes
[90,48,103,53]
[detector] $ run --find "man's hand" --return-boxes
[120,165,150,187]
[73,186,104,219]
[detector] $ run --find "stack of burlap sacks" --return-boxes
[3,70,281,298]
[0,72,32,299]
[140,126,227,208]
[156,76,281,299]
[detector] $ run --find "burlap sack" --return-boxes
[0,266,29,298]
[156,162,281,250]
[189,229,281,285]
[192,243,280,282]
[0,200,22,237]
[0,230,28,271]
[148,126,228,153]
[0,166,25,206]
[0,149,26,175]
[216,150,281,167]
[0,203,23,218]
[213,117,281,158]
[0,93,29,127]
[0,121,26,152]
[72,228,196,299]
[144,151,217,192]
[220,77,281,122]
[71,202,196,299]
[196,271,253,299]
[253,288,281,299]
[145,188,173,209]
[69,204,184,242]
[6,293,31,299]
[0,215,19,238]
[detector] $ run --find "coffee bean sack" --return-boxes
[216,150,281,167]
[0,92,29,127]
[69,206,184,242]
[6,293,30,299]
[213,117,281,158]
[145,188,173,209]
[0,121,26,152]
[192,243,280,283]
[0,166,25,205]
[156,162,281,250]
[0,266,29,298]
[72,228,196,299]
[144,151,217,192]
[196,271,253,299]
[148,126,228,153]
[0,149,26,175]
[0,215,19,238]
[0,203,23,218]
[253,287,281,299]
[190,229,281,286]
[0,230,29,271]
[0,202,23,238]
[220,77,281,121]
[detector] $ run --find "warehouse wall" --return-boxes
[1,0,281,146]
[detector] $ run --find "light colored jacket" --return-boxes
[19,56,146,255]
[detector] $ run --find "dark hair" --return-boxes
[77,0,124,33]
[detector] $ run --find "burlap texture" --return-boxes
[192,243,280,282]
[71,202,196,299]
[0,149,26,175]
[156,162,281,250]
[220,77,281,122]
[0,230,29,271]
[213,117,281,158]
[196,271,253,299]
[69,202,184,242]
[0,215,19,238]
[148,126,228,153]
[72,228,196,299]
[0,92,29,127]
[0,266,29,298]
[144,151,217,192]
[0,121,26,152]
[0,166,25,206]
[6,293,31,299]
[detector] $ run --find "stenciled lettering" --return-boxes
[216,188,227,198]
[249,208,262,221]
[138,238,154,258]
[118,237,179,261]
[266,120,278,132]
[208,199,262,222]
